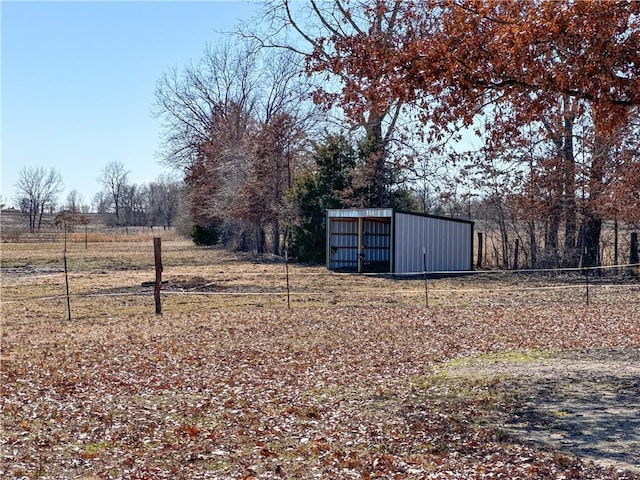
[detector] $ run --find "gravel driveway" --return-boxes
[447,348,640,472]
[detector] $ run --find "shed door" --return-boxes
[329,218,358,271]
[362,218,391,273]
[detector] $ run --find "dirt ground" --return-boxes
[3,239,640,477]
[446,347,640,472]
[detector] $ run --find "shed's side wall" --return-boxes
[393,212,472,273]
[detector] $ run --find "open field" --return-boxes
[2,237,639,315]
[2,237,640,478]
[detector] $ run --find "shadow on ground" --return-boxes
[452,348,640,472]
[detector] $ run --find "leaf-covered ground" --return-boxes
[3,304,640,479]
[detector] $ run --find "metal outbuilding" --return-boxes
[326,208,473,274]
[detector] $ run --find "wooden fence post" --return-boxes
[154,237,163,315]
[476,232,483,269]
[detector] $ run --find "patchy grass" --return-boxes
[3,238,639,316]
[436,349,554,373]
[2,238,640,478]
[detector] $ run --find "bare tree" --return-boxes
[65,189,83,213]
[154,39,316,252]
[14,166,64,233]
[148,176,184,228]
[121,183,149,226]
[92,191,112,214]
[98,161,129,225]
[153,41,261,171]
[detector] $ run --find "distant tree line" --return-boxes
[12,162,185,233]
[93,161,184,229]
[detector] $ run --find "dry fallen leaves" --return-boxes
[2,302,640,479]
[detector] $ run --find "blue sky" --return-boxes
[1,0,261,208]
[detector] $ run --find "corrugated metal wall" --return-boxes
[393,212,472,273]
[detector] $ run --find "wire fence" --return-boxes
[3,261,639,318]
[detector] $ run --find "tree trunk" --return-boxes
[365,117,388,208]
[114,199,120,226]
[562,109,578,267]
[499,216,509,268]
[614,218,619,267]
[545,207,560,267]
[272,221,280,256]
[238,231,249,252]
[528,219,537,268]
[581,214,601,268]
[256,227,266,255]
[581,107,614,269]
[29,200,36,233]
[37,205,46,232]
[476,232,483,269]
[629,232,638,265]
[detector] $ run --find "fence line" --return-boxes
[4,280,638,305]
[24,262,638,279]
[4,257,638,312]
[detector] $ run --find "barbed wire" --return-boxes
[3,278,638,304]
[4,262,639,282]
